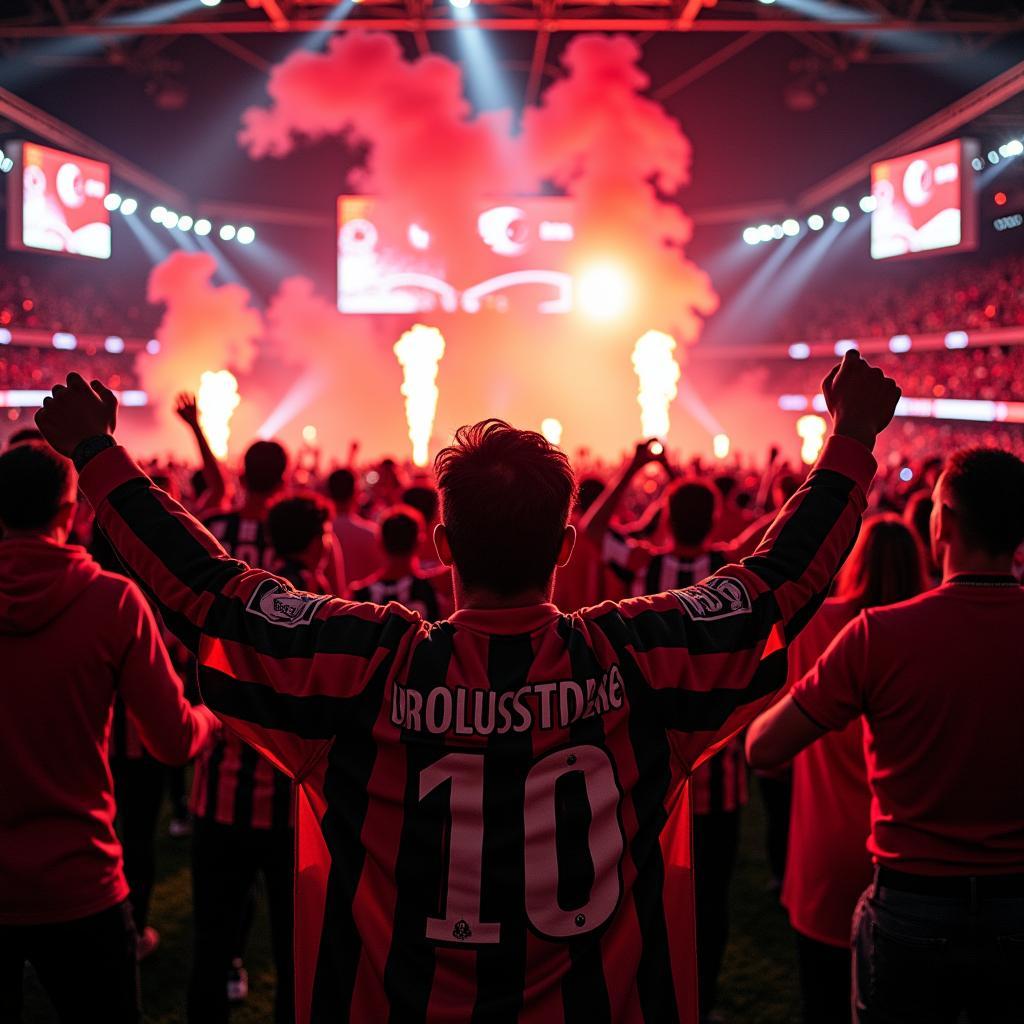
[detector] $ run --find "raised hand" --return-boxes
[822,350,901,451]
[35,373,118,457]
[629,438,668,472]
[175,392,200,429]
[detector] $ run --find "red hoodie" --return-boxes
[0,536,217,925]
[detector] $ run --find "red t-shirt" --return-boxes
[782,598,872,946]
[792,576,1024,876]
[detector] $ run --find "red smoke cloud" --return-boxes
[228,32,718,458]
[135,252,263,451]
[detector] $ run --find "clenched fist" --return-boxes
[821,350,901,451]
[35,373,118,458]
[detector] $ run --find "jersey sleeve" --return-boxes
[79,446,421,780]
[582,434,876,772]
[789,612,871,732]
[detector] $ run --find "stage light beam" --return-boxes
[631,330,680,440]
[577,264,630,319]
[197,370,240,459]
[393,325,446,467]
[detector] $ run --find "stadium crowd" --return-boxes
[2,347,1022,1024]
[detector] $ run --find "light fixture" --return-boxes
[103,193,122,212]
[194,218,212,236]
[150,205,167,223]
[120,197,138,215]
[742,227,760,245]
[859,195,877,213]
[219,224,236,241]
[832,205,850,223]
[236,225,256,245]
[782,218,800,237]
[807,214,825,231]
[177,214,194,231]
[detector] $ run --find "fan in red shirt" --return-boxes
[748,448,1024,1024]
[35,351,898,1024]
[778,514,927,1024]
[0,442,216,1023]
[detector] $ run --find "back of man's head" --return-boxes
[243,440,288,496]
[402,485,439,527]
[0,442,75,532]
[7,427,45,448]
[267,493,330,558]
[380,505,424,559]
[434,420,576,597]
[327,468,356,508]
[942,448,1024,557]
[667,478,718,548]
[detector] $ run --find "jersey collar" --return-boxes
[449,603,562,635]
[946,573,1021,587]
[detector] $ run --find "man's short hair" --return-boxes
[7,427,45,447]
[380,505,424,558]
[944,448,1024,557]
[434,420,576,596]
[267,493,330,558]
[243,440,288,496]
[666,478,719,547]
[0,442,75,531]
[577,477,605,515]
[327,468,356,507]
[402,485,439,526]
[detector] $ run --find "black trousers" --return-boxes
[755,771,791,888]
[0,900,139,1023]
[795,930,852,1024]
[692,808,741,1018]
[111,754,166,933]
[188,819,295,1024]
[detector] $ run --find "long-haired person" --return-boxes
[34,352,898,1024]
[775,514,927,1023]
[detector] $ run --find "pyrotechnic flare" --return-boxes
[393,324,446,468]
[713,433,731,459]
[797,414,827,465]
[631,331,681,440]
[197,370,241,459]
[540,418,564,446]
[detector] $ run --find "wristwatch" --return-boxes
[71,434,117,472]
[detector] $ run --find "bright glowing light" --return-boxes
[999,140,1023,158]
[743,227,760,245]
[631,330,680,440]
[945,331,969,350]
[713,433,731,459]
[770,223,784,240]
[832,205,850,223]
[782,218,800,236]
[162,210,179,229]
[194,218,212,236]
[899,467,914,482]
[237,226,256,245]
[987,150,1000,165]
[1,157,14,174]
[104,193,122,212]
[146,338,161,355]
[52,332,77,350]
[393,325,446,467]
[807,214,825,231]
[859,195,877,213]
[200,0,221,6]
[449,0,471,8]
[835,339,858,356]
[540,418,564,446]
[150,205,167,223]
[177,214,194,231]
[788,342,811,360]
[889,334,912,353]
[648,441,664,456]
[301,424,318,445]
[219,224,236,241]
[0,329,12,344]
[120,197,138,215]
[972,157,985,171]
[197,370,240,459]
[104,336,125,354]
[409,224,430,250]
[796,414,827,465]
[757,223,774,242]
[577,264,630,319]
[994,192,1007,207]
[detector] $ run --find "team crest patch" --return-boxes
[246,581,328,628]
[673,576,751,621]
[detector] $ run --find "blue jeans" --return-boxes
[852,869,1024,1023]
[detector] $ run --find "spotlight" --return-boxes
[782,218,800,237]
[194,218,212,236]
[146,338,161,355]
[103,193,122,212]
[712,433,730,459]
[52,332,77,351]
[988,150,1000,165]
[177,214,194,231]
[788,343,811,360]
[898,467,914,483]
[889,335,912,353]
[104,336,125,354]
[858,195,877,214]
[150,205,167,223]
[219,224,236,241]
[770,223,784,240]
[449,0,471,7]
[971,157,985,171]
[236,225,256,245]
[832,205,850,223]
[120,197,138,215]
[834,339,858,356]
[758,0,776,4]
[577,264,630,319]
[0,157,13,174]
[757,223,773,242]
[200,0,221,6]
[944,331,968,350]
[162,210,179,229]
[807,214,825,231]
[995,192,1007,207]
[999,140,1023,158]
[742,227,760,245]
